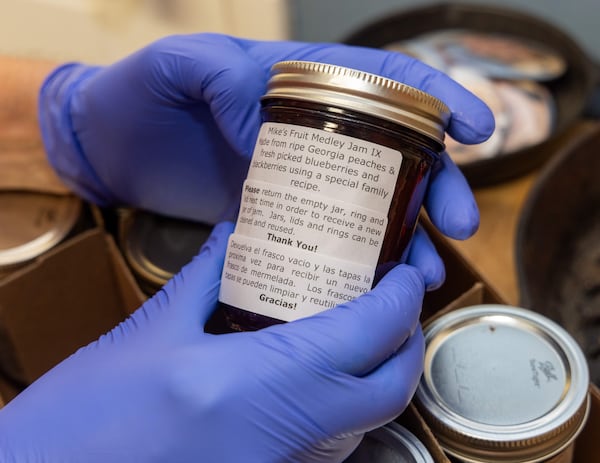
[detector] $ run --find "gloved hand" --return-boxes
[39,33,493,250]
[0,222,425,462]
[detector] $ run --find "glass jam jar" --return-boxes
[219,60,449,331]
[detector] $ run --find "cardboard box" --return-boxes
[0,143,148,401]
[0,227,146,400]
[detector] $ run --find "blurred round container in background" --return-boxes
[343,3,597,187]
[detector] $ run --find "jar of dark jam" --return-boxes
[219,60,449,331]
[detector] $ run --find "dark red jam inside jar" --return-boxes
[218,61,449,332]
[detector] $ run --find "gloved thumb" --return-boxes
[141,221,234,331]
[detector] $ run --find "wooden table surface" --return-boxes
[448,172,537,306]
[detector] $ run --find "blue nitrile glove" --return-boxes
[0,221,425,462]
[39,33,494,289]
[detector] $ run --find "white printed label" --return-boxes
[220,122,402,321]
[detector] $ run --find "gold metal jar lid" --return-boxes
[345,422,434,463]
[415,305,590,463]
[119,209,213,294]
[264,60,450,146]
[0,191,81,269]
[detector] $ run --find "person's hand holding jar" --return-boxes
[0,33,494,462]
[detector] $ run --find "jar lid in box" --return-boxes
[0,191,81,271]
[344,421,434,463]
[119,209,213,294]
[415,305,590,463]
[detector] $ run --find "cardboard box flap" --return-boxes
[0,228,146,387]
[422,217,505,320]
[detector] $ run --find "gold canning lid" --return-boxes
[119,209,213,293]
[415,305,590,463]
[264,60,450,146]
[0,191,81,269]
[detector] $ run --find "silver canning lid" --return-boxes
[0,191,81,269]
[265,60,450,146]
[345,422,434,463]
[415,305,590,463]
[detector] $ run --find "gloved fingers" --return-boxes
[141,33,494,151]
[268,264,424,377]
[344,325,425,430]
[424,151,480,240]
[303,433,364,463]
[405,225,445,290]
[302,327,425,439]
[235,38,485,242]
[153,221,234,326]
[236,38,494,145]
[142,34,265,159]
[130,34,485,238]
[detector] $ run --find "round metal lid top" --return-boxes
[0,191,81,267]
[416,304,589,462]
[265,60,450,146]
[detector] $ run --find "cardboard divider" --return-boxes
[421,216,504,321]
[397,403,451,462]
[574,385,600,461]
[0,228,146,400]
